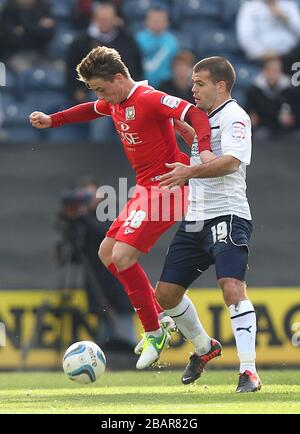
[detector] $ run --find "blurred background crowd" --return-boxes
[1,0,300,143]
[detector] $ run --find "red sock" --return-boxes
[108,262,160,332]
[108,263,163,315]
[108,263,128,288]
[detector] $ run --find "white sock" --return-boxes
[229,300,257,374]
[165,295,211,355]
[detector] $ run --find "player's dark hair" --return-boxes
[76,46,130,82]
[193,57,236,92]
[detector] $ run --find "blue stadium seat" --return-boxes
[0,0,6,13]
[173,30,194,52]
[1,90,67,126]
[126,18,145,34]
[235,64,260,89]
[25,91,68,114]
[173,0,221,19]
[2,125,40,142]
[51,0,75,19]
[1,91,31,125]
[220,0,244,26]
[181,17,223,35]
[47,124,87,142]
[48,24,76,59]
[121,0,169,21]
[19,65,65,91]
[232,87,246,108]
[194,28,240,57]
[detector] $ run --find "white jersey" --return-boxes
[186,99,252,222]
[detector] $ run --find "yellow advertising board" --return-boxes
[0,288,299,369]
[159,287,300,367]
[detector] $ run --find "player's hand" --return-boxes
[29,111,52,129]
[159,162,191,189]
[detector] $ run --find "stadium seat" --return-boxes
[3,125,41,142]
[232,87,246,108]
[220,0,244,26]
[173,0,221,19]
[25,91,69,114]
[121,0,169,21]
[47,124,87,142]
[51,0,75,19]
[126,18,145,34]
[173,30,194,52]
[1,90,67,126]
[193,27,241,59]
[235,64,260,88]
[19,65,65,91]
[48,24,76,59]
[1,92,32,125]
[181,17,223,35]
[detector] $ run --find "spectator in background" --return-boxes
[72,0,93,30]
[0,0,56,71]
[236,0,300,74]
[79,177,136,350]
[72,0,125,30]
[54,178,137,351]
[66,1,143,104]
[135,6,179,87]
[246,56,300,134]
[159,50,196,103]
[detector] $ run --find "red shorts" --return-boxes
[106,185,189,253]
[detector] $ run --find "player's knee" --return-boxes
[156,283,180,310]
[219,278,246,306]
[111,252,127,270]
[111,248,134,271]
[98,240,111,267]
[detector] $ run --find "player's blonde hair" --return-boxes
[194,56,236,92]
[76,46,130,82]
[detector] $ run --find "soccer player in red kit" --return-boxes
[30,46,212,369]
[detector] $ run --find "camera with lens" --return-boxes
[54,188,93,266]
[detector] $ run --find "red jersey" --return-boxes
[94,82,191,186]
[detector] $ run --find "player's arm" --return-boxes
[144,91,213,162]
[160,113,251,188]
[174,114,216,163]
[30,101,108,129]
[159,156,241,188]
[173,119,195,146]
[184,106,213,163]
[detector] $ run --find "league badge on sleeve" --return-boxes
[232,121,246,139]
[161,95,181,109]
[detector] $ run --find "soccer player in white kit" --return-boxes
[157,57,262,393]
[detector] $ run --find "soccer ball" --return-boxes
[62,341,106,384]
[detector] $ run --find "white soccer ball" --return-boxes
[62,341,106,384]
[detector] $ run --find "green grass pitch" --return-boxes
[0,370,299,414]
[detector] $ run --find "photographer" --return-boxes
[54,180,136,351]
